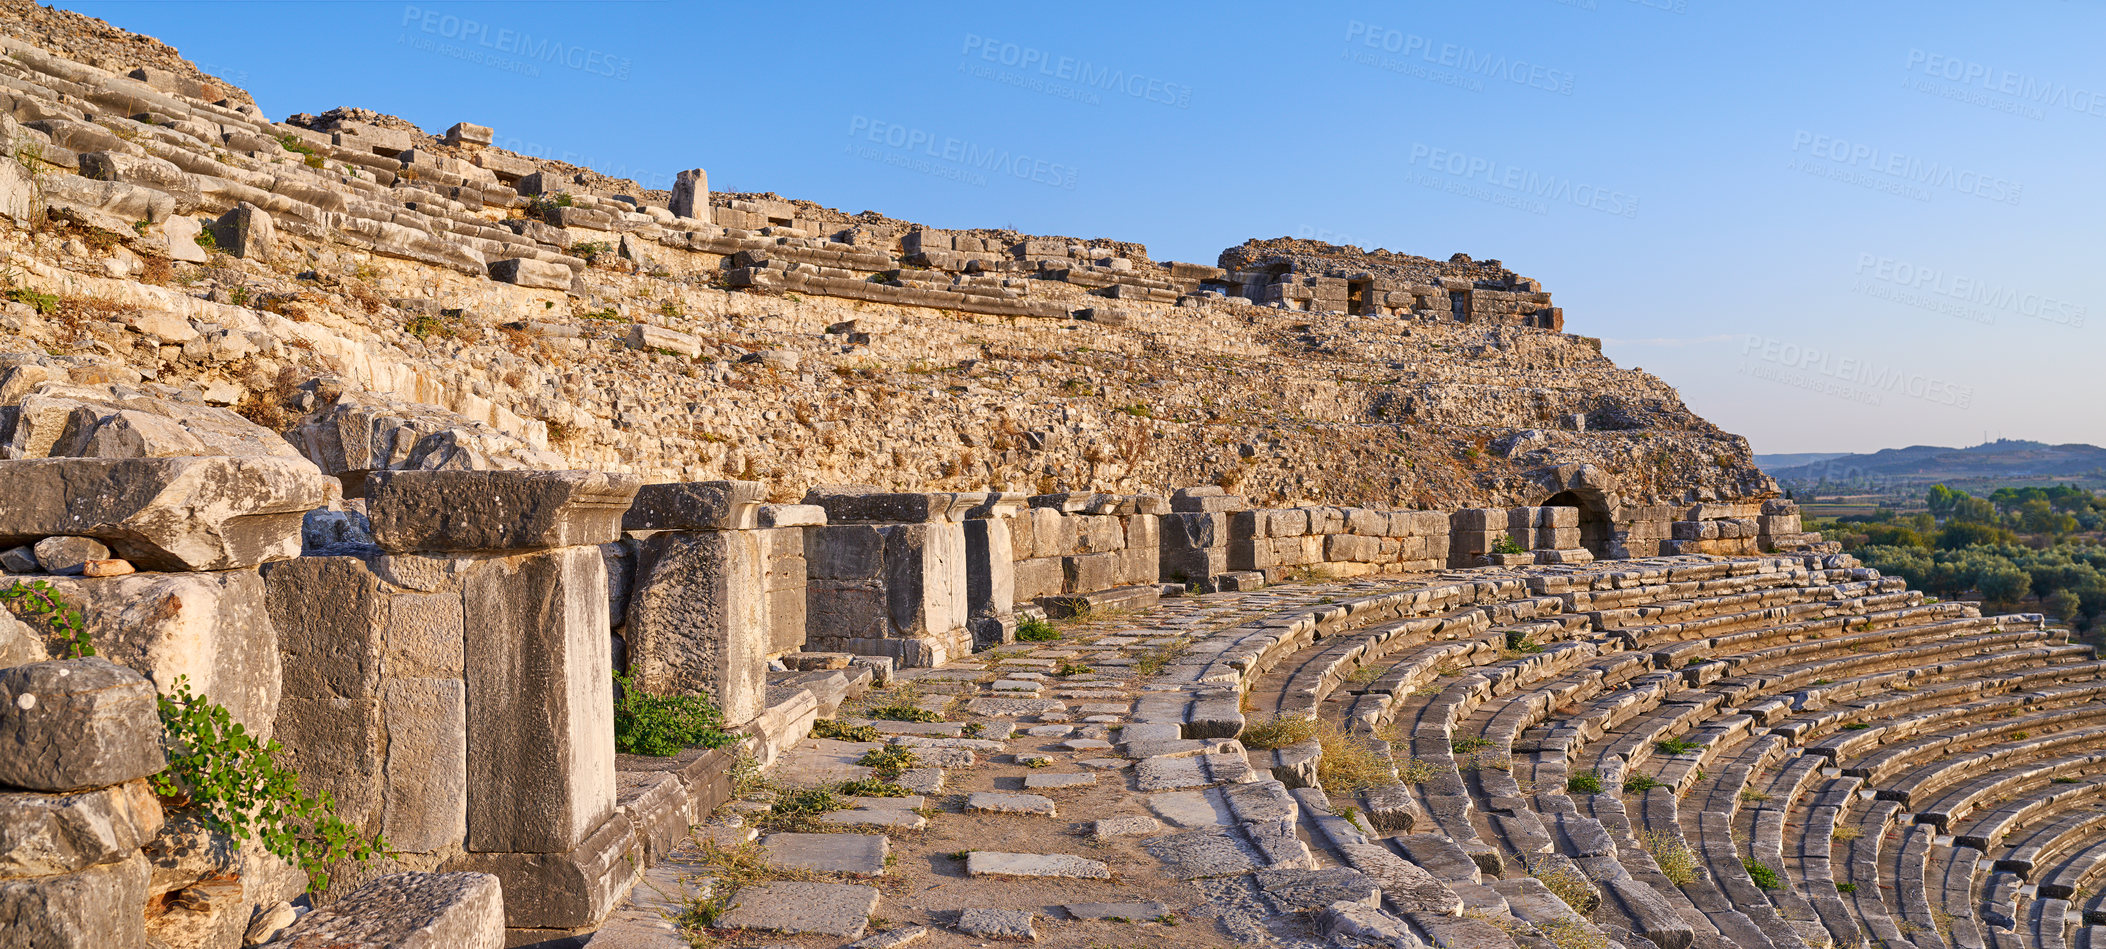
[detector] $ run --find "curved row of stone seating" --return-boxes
[1195,553,2099,949]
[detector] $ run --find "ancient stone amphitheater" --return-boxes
[0,4,2086,949]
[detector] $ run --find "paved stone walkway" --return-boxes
[594,577,1412,947]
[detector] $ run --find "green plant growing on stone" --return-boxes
[1743,857,1782,890]
[857,745,917,780]
[611,671,737,757]
[1567,769,1605,794]
[4,287,58,315]
[2,580,94,658]
[1653,738,1700,755]
[1491,535,1526,555]
[1056,659,1093,677]
[867,702,942,723]
[1015,617,1061,642]
[152,676,386,892]
[1639,829,1698,886]
[810,719,880,742]
[1623,772,1664,793]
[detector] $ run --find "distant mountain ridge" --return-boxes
[1762,440,2106,489]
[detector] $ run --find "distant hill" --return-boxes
[1755,452,1853,470]
[1764,440,2106,493]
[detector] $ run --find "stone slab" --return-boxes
[964,851,1111,879]
[966,792,1057,816]
[366,469,641,552]
[0,456,331,570]
[764,832,888,877]
[257,871,502,948]
[956,907,1035,940]
[717,880,881,938]
[0,659,164,792]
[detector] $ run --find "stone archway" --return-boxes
[1541,488,1614,559]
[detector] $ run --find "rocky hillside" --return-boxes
[0,0,1775,514]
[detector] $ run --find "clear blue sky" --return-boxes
[60,0,2106,455]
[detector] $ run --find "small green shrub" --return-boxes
[810,719,880,742]
[572,241,613,261]
[1653,738,1700,755]
[1503,629,1543,655]
[1240,715,1319,750]
[5,287,59,315]
[1056,659,1093,677]
[1015,617,1061,642]
[1452,735,1493,753]
[1491,535,1526,555]
[612,671,737,757]
[868,703,942,723]
[760,786,842,832]
[1841,723,1871,731]
[856,745,917,779]
[833,777,911,798]
[2,580,93,658]
[274,132,316,156]
[1835,881,1857,894]
[1639,829,1698,886]
[1623,773,1665,793]
[194,228,217,249]
[153,676,385,891]
[1744,857,1782,889]
[1567,770,1605,794]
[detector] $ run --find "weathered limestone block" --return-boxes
[366,470,641,552]
[804,486,976,524]
[464,547,614,854]
[1121,514,1159,587]
[447,812,640,930]
[1326,533,1381,563]
[210,201,275,259]
[262,555,468,856]
[623,530,766,726]
[0,851,150,948]
[759,527,809,658]
[1062,552,1122,594]
[2,386,300,462]
[1012,557,1063,602]
[1171,486,1247,513]
[1028,507,1066,559]
[0,456,333,571]
[45,568,282,740]
[804,520,968,667]
[262,871,503,949]
[963,516,1016,634]
[380,678,467,853]
[0,659,165,793]
[626,323,702,358]
[669,168,708,220]
[0,779,162,878]
[288,389,566,492]
[622,480,764,532]
[487,256,572,290]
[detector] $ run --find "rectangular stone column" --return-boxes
[964,493,1024,649]
[758,503,824,659]
[358,470,643,931]
[619,481,770,727]
[803,487,973,668]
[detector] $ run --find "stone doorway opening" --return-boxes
[1542,489,1614,559]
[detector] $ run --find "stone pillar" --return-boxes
[354,469,644,931]
[619,481,769,727]
[964,492,1025,649]
[1163,486,1244,591]
[670,168,708,220]
[802,487,974,668]
[758,503,825,659]
[0,659,164,949]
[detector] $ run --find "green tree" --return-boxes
[1978,566,2031,610]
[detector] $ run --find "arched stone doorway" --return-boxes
[1541,489,1613,559]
